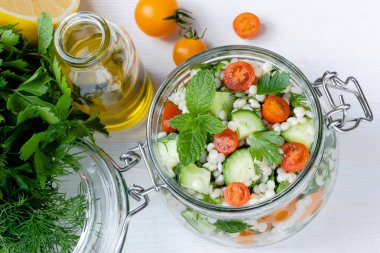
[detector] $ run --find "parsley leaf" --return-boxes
[249,131,285,165]
[254,163,262,176]
[289,93,310,109]
[185,69,216,114]
[214,220,251,233]
[0,29,19,49]
[52,58,71,96]
[20,129,55,161]
[37,13,53,56]
[276,182,289,194]
[6,93,55,113]
[17,68,51,96]
[257,71,290,95]
[17,106,60,125]
[34,148,49,187]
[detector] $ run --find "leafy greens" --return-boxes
[169,69,225,166]
[0,13,107,252]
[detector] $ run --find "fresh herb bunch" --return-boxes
[169,69,225,166]
[0,13,108,252]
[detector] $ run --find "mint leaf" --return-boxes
[0,113,4,123]
[177,123,207,166]
[169,113,196,131]
[249,131,285,165]
[37,13,53,55]
[214,220,251,233]
[17,106,60,125]
[17,68,51,96]
[290,94,310,109]
[20,130,55,160]
[198,114,225,134]
[257,71,290,95]
[185,69,216,114]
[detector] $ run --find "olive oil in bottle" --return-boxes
[55,12,153,131]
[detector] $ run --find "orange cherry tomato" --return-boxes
[259,198,298,224]
[223,61,256,91]
[281,142,310,172]
[237,230,256,244]
[262,96,290,124]
[224,182,251,207]
[173,38,207,66]
[135,0,178,37]
[233,12,261,39]
[299,188,324,221]
[161,101,181,133]
[213,129,239,155]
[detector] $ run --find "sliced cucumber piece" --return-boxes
[181,210,216,234]
[231,109,265,140]
[157,134,179,172]
[282,119,314,149]
[209,92,235,117]
[223,149,256,185]
[180,164,211,194]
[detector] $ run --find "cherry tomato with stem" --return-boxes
[262,96,290,124]
[224,182,251,206]
[161,101,181,133]
[223,61,256,91]
[213,129,239,155]
[281,142,310,172]
[233,12,261,39]
[173,28,207,66]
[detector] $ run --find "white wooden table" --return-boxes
[81,0,380,252]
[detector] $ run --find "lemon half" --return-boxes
[0,0,80,44]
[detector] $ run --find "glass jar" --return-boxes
[117,46,372,247]
[54,12,154,131]
[69,46,372,250]
[64,140,129,252]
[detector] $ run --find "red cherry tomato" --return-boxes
[233,12,261,39]
[224,182,251,206]
[262,96,290,124]
[213,129,239,155]
[281,142,310,172]
[161,101,181,133]
[223,61,256,91]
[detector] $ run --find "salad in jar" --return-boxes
[156,58,315,207]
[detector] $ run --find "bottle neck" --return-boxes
[54,11,111,68]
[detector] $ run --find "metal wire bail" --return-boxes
[313,71,373,132]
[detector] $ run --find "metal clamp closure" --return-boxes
[114,141,168,252]
[313,71,373,132]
